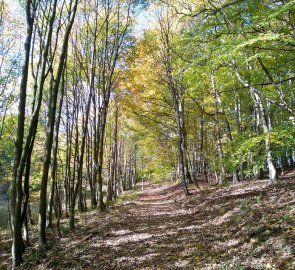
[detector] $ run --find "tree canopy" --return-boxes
[0,0,294,268]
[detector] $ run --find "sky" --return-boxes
[133,5,151,38]
[7,0,151,38]
[7,0,23,17]
[133,2,160,38]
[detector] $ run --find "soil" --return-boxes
[1,172,295,269]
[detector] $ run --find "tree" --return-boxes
[38,0,79,250]
[10,0,36,266]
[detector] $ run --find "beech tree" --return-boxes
[2,0,295,267]
[10,0,36,266]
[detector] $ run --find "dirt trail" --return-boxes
[65,183,201,269]
[2,178,295,270]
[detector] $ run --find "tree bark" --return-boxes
[38,1,78,251]
[234,64,277,184]
[10,1,34,266]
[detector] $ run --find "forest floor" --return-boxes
[1,172,295,270]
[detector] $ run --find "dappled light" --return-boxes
[1,177,294,269]
[0,0,295,269]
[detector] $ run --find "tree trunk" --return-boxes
[234,64,277,184]
[211,71,226,184]
[10,1,34,266]
[47,68,65,228]
[38,1,78,251]
[108,106,118,202]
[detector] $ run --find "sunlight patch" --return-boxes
[111,229,132,236]
[92,233,153,247]
[178,224,203,231]
[175,259,190,267]
[211,208,239,226]
[115,253,158,265]
[214,239,241,252]
[150,208,194,217]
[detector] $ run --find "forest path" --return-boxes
[3,176,295,270]
[63,182,203,269]
[40,178,295,270]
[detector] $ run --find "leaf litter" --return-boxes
[0,172,295,269]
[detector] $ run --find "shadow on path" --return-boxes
[10,179,295,270]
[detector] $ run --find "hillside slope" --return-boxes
[1,175,295,269]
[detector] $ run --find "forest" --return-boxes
[0,0,295,269]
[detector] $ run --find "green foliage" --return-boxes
[270,126,295,152]
[282,214,293,223]
[111,190,142,206]
[220,256,246,270]
[0,115,16,181]
[231,126,295,173]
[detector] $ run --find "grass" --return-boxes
[108,190,143,206]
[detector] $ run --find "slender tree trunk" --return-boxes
[211,71,226,184]
[69,107,80,230]
[234,64,277,184]
[97,121,107,211]
[76,87,93,213]
[177,100,190,196]
[108,106,118,202]
[21,126,36,245]
[159,14,191,195]
[10,1,34,266]
[235,97,245,181]
[47,68,65,228]
[38,2,78,250]
[64,94,73,218]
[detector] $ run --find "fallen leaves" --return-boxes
[1,175,295,269]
